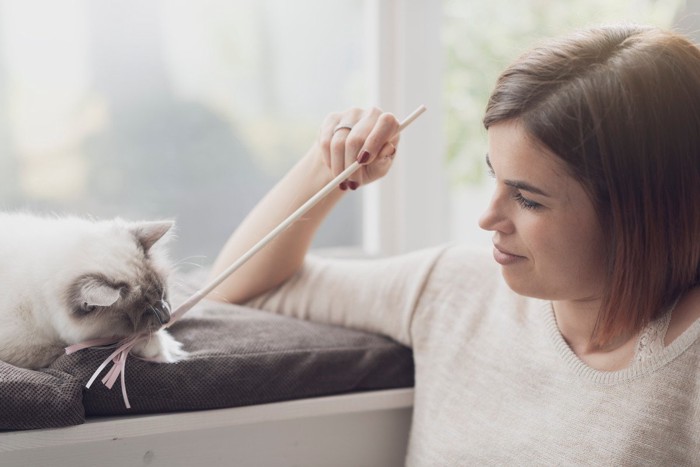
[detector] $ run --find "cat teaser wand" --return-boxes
[66,105,427,408]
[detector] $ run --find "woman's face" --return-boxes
[478,120,607,302]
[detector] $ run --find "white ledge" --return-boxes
[0,388,415,452]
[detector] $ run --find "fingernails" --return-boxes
[339,182,348,191]
[348,181,359,190]
[357,150,370,164]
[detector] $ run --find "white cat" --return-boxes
[0,212,188,369]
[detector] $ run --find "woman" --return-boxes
[209,24,700,465]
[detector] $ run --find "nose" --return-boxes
[150,300,171,326]
[478,190,514,234]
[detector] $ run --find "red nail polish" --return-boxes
[357,150,370,164]
[339,182,347,191]
[348,181,359,190]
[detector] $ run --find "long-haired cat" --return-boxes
[0,212,187,369]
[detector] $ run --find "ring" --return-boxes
[333,123,353,134]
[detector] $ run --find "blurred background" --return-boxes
[0,0,693,266]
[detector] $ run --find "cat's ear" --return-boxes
[80,279,122,308]
[130,221,174,252]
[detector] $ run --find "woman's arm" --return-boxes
[207,107,400,304]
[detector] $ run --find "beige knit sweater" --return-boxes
[247,244,700,466]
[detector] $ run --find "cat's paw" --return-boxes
[132,329,188,363]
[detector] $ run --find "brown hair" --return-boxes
[484,24,700,347]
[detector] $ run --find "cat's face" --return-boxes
[58,219,175,342]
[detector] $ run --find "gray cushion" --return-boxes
[1,279,414,429]
[0,362,84,430]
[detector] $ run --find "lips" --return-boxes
[492,244,526,265]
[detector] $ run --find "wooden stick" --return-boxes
[169,104,427,323]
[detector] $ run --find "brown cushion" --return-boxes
[0,362,84,430]
[56,304,414,416]
[1,276,414,429]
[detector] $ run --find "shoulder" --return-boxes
[410,243,537,348]
[665,285,700,346]
[425,243,501,291]
[414,243,513,314]
[433,243,497,273]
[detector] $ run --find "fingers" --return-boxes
[356,113,400,166]
[363,141,398,183]
[342,108,381,187]
[378,140,398,160]
[328,108,362,189]
[318,112,341,169]
[318,107,399,191]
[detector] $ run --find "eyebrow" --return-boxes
[485,153,551,198]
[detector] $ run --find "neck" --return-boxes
[552,299,598,353]
[552,299,634,357]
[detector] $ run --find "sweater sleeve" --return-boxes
[243,245,450,347]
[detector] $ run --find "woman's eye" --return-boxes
[512,191,542,210]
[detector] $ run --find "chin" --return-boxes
[500,271,549,300]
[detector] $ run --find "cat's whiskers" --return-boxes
[173,255,207,266]
[169,280,186,290]
[171,256,207,273]
[144,281,155,297]
[148,304,160,325]
[172,262,205,272]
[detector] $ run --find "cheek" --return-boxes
[545,227,606,296]
[514,215,552,258]
[508,214,607,299]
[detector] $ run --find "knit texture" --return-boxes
[249,244,700,466]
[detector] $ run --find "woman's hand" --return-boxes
[208,106,399,304]
[317,107,400,190]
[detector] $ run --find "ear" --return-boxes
[81,280,122,308]
[130,221,174,252]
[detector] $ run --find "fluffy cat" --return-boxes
[0,212,187,369]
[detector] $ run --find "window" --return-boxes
[443,0,685,248]
[1,0,692,263]
[0,0,369,263]
[364,0,686,256]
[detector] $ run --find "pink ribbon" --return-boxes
[62,106,427,409]
[65,334,146,409]
[64,292,203,409]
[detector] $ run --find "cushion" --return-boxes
[0,362,84,430]
[1,275,414,429]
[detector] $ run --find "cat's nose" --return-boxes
[150,300,171,326]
